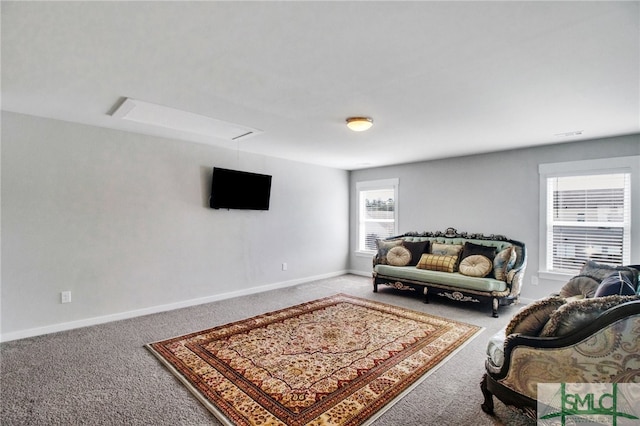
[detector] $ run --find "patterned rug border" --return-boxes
[360,323,484,426]
[146,293,484,426]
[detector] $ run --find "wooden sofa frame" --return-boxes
[372,228,527,317]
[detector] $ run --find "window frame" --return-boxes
[538,156,639,282]
[355,178,399,256]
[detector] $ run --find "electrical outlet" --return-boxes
[531,276,539,286]
[61,291,72,303]
[282,263,288,271]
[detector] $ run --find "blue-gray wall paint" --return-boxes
[1,112,349,339]
[349,135,640,301]
[2,110,638,338]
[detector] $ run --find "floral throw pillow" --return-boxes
[375,239,403,265]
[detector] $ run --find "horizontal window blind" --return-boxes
[359,187,396,251]
[552,226,624,270]
[547,173,630,272]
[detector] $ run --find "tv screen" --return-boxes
[210,167,272,210]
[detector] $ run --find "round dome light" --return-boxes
[346,117,373,131]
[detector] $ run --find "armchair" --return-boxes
[480,262,640,420]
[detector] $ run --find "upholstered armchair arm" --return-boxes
[506,265,525,299]
[504,247,527,299]
[487,301,640,401]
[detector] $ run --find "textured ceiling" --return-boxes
[2,1,638,170]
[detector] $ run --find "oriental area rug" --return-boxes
[146,294,483,426]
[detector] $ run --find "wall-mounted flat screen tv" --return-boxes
[209,167,272,210]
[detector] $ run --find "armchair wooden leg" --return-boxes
[480,374,495,415]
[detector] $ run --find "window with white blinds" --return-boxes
[356,179,398,253]
[546,172,630,273]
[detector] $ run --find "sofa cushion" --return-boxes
[493,246,516,281]
[460,241,497,262]
[594,271,636,297]
[416,254,458,273]
[459,255,492,277]
[387,246,412,267]
[431,243,463,257]
[539,295,639,337]
[401,240,430,266]
[374,265,508,292]
[505,296,565,336]
[375,239,403,265]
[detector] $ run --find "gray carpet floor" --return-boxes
[1,274,535,425]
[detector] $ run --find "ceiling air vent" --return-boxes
[554,130,583,137]
[111,98,262,141]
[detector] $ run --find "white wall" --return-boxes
[1,112,350,340]
[349,134,640,301]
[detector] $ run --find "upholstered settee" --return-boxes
[372,227,527,317]
[480,262,640,420]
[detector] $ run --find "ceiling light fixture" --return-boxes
[346,117,373,132]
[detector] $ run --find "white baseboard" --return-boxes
[0,271,348,343]
[347,269,371,277]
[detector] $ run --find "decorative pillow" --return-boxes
[493,246,516,281]
[386,246,412,267]
[594,271,636,297]
[375,239,403,265]
[401,240,430,266]
[558,275,600,299]
[459,241,497,262]
[459,255,493,277]
[579,261,638,287]
[539,295,639,337]
[416,254,458,273]
[629,265,640,295]
[618,268,639,291]
[431,243,463,257]
[505,296,566,337]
